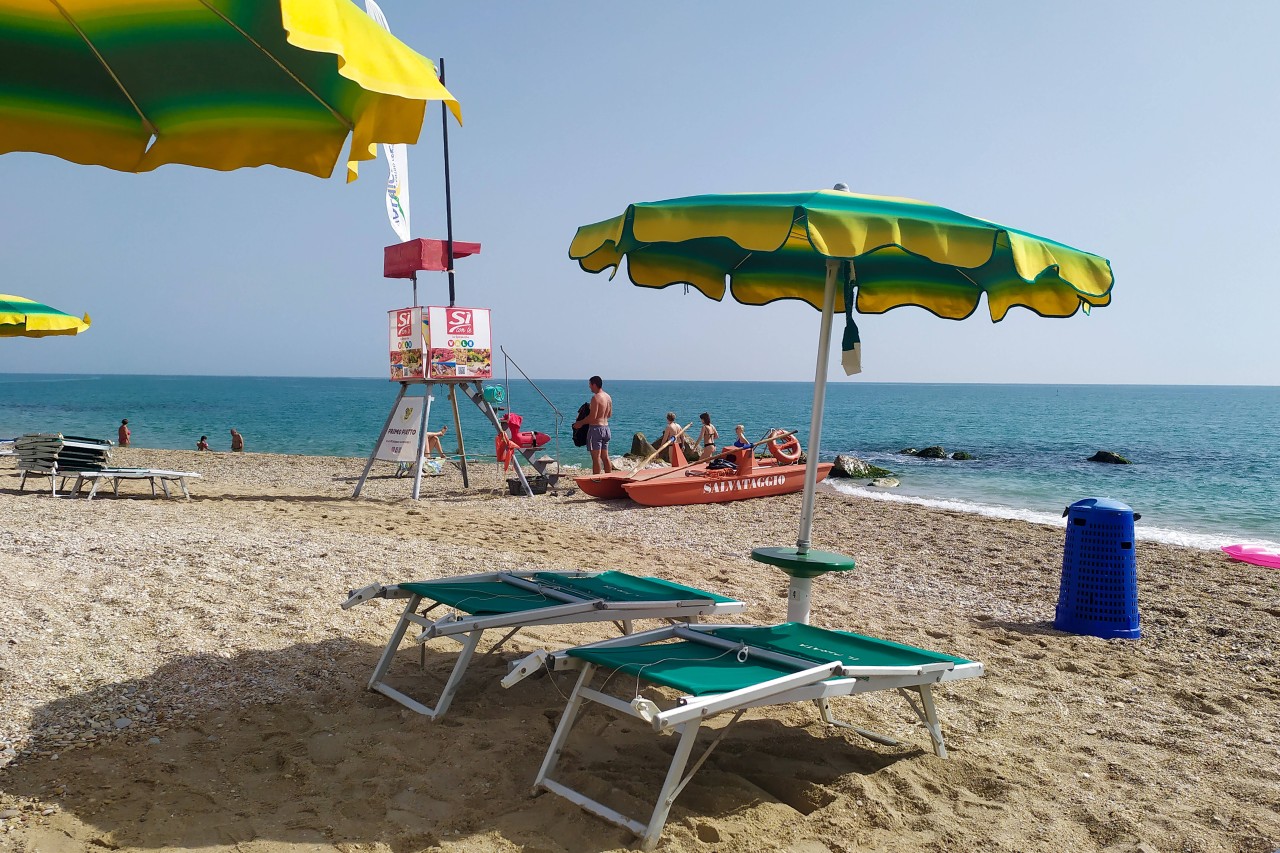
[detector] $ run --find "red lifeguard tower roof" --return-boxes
[384,238,481,279]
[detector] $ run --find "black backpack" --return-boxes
[572,403,591,447]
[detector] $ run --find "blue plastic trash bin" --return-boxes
[1054,497,1141,639]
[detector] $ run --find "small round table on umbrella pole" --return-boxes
[751,547,855,623]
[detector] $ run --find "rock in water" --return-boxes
[917,446,947,459]
[831,455,871,478]
[1088,450,1132,464]
[951,451,975,460]
[869,477,900,488]
[627,432,657,459]
[831,455,895,479]
[898,447,919,456]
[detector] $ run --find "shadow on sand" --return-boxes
[2,637,921,852]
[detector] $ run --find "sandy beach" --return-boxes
[0,448,1277,853]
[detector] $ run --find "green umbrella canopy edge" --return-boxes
[568,189,1114,322]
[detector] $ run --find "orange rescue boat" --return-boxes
[623,448,832,506]
[575,467,671,499]
[574,425,695,499]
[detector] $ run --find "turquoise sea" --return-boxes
[3,373,1278,550]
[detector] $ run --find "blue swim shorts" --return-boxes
[587,425,611,451]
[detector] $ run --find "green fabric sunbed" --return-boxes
[342,570,745,720]
[568,622,972,696]
[528,622,984,850]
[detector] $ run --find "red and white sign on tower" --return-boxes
[388,306,426,381]
[426,305,491,379]
[388,305,491,382]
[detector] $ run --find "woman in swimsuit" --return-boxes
[697,412,719,460]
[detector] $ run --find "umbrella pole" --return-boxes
[780,259,839,623]
[795,258,839,556]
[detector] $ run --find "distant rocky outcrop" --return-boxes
[899,448,918,456]
[951,451,975,460]
[830,455,895,479]
[917,445,947,459]
[1088,450,1132,464]
[626,432,657,459]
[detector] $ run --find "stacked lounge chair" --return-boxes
[15,433,111,495]
[12,433,200,499]
[347,567,986,849]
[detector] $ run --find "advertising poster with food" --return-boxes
[425,306,492,380]
[388,306,426,381]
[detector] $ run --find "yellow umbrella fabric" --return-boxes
[0,294,91,337]
[0,0,460,181]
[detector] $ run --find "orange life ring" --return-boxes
[768,432,802,464]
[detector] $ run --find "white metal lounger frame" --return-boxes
[342,571,746,721]
[71,469,201,499]
[18,466,74,497]
[526,623,985,850]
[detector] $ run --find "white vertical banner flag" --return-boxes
[364,0,412,243]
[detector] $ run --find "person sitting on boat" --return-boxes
[732,424,751,449]
[697,412,719,460]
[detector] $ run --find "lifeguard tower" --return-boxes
[353,238,557,499]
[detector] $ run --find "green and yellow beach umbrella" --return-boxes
[0,293,91,337]
[570,187,1114,622]
[0,0,460,180]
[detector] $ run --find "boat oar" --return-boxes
[640,429,799,482]
[630,423,692,472]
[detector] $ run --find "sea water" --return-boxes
[2,374,1277,550]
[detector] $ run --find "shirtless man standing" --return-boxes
[572,375,613,474]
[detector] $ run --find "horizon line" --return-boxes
[0,370,1276,389]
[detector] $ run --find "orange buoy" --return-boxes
[767,431,802,464]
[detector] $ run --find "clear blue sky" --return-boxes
[3,1,1278,384]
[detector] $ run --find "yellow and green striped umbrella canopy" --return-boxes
[0,0,460,181]
[0,293,91,337]
[570,189,1113,321]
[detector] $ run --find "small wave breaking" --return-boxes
[821,480,1280,552]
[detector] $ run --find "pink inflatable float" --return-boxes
[1221,544,1280,570]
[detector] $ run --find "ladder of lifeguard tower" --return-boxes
[456,383,559,496]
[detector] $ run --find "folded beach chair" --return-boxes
[342,570,746,720]
[524,622,984,850]
[15,433,112,495]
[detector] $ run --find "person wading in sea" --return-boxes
[572,375,613,474]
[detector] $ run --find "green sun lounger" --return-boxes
[524,622,984,850]
[342,570,746,720]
